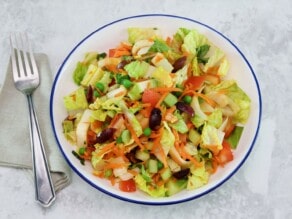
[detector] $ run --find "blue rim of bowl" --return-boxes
[50,13,262,205]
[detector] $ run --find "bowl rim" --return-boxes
[50,13,262,205]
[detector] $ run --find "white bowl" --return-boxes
[50,14,262,205]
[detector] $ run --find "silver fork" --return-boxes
[10,33,56,207]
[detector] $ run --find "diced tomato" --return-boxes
[184,76,205,90]
[142,89,161,107]
[216,140,233,166]
[109,48,116,57]
[119,179,136,192]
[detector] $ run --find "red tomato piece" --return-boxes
[184,76,205,90]
[108,48,116,57]
[142,89,161,107]
[119,179,136,192]
[216,140,234,166]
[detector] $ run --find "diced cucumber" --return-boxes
[163,93,178,107]
[188,128,201,146]
[135,150,150,161]
[160,168,172,181]
[121,129,131,144]
[148,159,158,173]
[166,178,187,196]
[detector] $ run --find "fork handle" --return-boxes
[27,94,56,207]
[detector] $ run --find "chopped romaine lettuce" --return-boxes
[128,27,161,44]
[124,60,150,79]
[205,80,251,123]
[181,29,208,55]
[119,100,143,137]
[149,39,170,53]
[169,119,188,134]
[152,66,173,87]
[63,87,88,111]
[134,174,166,197]
[187,166,209,190]
[73,62,88,85]
[201,124,225,154]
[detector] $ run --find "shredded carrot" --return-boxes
[113,49,131,58]
[209,158,218,174]
[186,121,194,130]
[109,113,122,128]
[119,41,132,50]
[182,150,203,167]
[166,36,172,46]
[155,92,169,108]
[180,89,217,108]
[109,174,117,186]
[127,169,138,176]
[114,90,127,97]
[150,87,182,93]
[104,162,128,170]
[105,64,119,73]
[124,118,144,149]
[96,141,116,156]
[172,128,202,167]
[92,170,104,178]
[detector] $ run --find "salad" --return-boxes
[62,27,251,197]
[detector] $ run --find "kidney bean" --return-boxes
[86,85,94,104]
[172,168,190,179]
[172,56,187,73]
[149,108,162,130]
[96,128,116,143]
[117,60,130,70]
[176,101,194,116]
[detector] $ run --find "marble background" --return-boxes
[0,0,291,218]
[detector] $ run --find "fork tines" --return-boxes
[10,33,38,80]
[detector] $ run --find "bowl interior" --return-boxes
[50,14,261,205]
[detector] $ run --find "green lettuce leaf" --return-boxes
[90,109,108,122]
[201,124,224,154]
[63,87,88,111]
[203,47,226,73]
[207,109,223,129]
[124,60,150,79]
[187,166,209,190]
[134,174,166,197]
[119,100,143,137]
[149,39,170,53]
[169,119,188,134]
[73,62,88,85]
[205,80,251,124]
[128,27,160,44]
[80,64,100,86]
[181,29,208,55]
[160,122,175,155]
[152,66,173,87]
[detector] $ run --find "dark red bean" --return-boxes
[125,147,141,164]
[96,128,116,143]
[176,101,194,116]
[172,168,190,179]
[149,108,162,130]
[172,56,187,73]
[86,85,94,104]
[117,60,130,70]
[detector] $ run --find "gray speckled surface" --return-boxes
[0,0,291,218]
